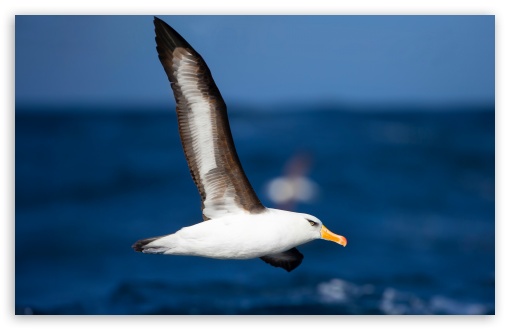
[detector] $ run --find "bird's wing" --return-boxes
[260,248,304,272]
[154,17,265,220]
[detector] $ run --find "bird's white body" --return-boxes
[144,208,320,259]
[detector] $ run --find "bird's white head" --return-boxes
[298,213,347,247]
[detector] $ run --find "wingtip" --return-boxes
[153,16,193,51]
[153,16,167,29]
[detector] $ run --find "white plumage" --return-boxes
[144,209,320,259]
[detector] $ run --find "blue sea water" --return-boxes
[15,104,495,315]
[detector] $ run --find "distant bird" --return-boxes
[132,17,347,272]
[266,151,320,211]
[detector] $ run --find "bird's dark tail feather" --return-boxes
[132,235,164,252]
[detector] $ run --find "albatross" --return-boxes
[132,17,347,272]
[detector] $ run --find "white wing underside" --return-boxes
[175,55,243,219]
[153,21,265,219]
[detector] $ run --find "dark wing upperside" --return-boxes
[153,17,265,220]
[260,248,304,272]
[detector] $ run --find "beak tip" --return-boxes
[320,225,347,247]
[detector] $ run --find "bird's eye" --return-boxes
[307,219,317,226]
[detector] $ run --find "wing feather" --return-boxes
[260,248,304,272]
[154,17,265,220]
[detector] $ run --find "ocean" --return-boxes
[15,104,495,314]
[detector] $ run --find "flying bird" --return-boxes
[132,17,347,272]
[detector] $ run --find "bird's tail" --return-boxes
[132,235,167,254]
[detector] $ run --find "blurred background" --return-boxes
[15,15,494,314]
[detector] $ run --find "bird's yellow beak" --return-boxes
[320,225,347,247]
